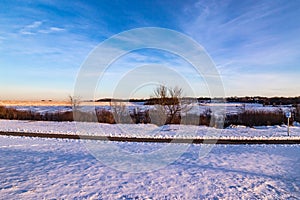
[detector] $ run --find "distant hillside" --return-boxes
[95,96,300,106]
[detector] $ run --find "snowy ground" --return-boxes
[6,102,293,115]
[0,135,299,199]
[1,119,299,198]
[1,119,300,140]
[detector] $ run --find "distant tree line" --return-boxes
[96,98,146,103]
[226,96,300,105]
[95,96,300,106]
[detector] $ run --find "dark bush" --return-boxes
[224,110,286,127]
[224,114,239,127]
[57,111,74,121]
[293,104,300,122]
[0,105,293,127]
[73,111,98,122]
[199,115,210,126]
[130,109,151,124]
[166,114,181,124]
[96,109,115,124]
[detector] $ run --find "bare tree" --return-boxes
[68,95,81,111]
[69,95,99,122]
[110,101,132,124]
[151,85,192,125]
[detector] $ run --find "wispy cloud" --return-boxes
[38,27,65,34]
[178,0,300,96]
[20,21,65,35]
[1,0,300,99]
[20,21,43,35]
[181,1,299,59]
[26,21,42,29]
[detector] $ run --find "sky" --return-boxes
[1,0,300,100]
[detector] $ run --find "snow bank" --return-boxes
[0,119,300,140]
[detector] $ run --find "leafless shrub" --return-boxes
[110,101,132,124]
[150,85,192,125]
[68,95,81,111]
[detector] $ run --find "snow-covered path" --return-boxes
[0,136,299,199]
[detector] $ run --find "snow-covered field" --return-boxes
[6,102,293,115]
[0,135,299,199]
[1,115,299,198]
[1,119,300,140]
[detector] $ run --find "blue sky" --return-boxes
[1,0,300,100]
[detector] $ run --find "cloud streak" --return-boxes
[20,21,65,35]
[20,21,43,35]
[178,0,300,96]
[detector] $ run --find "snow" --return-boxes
[294,121,300,127]
[0,136,299,199]
[8,102,294,115]
[0,111,299,198]
[1,119,300,140]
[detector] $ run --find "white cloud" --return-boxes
[49,27,64,32]
[27,21,42,29]
[38,27,65,34]
[20,21,43,35]
[20,21,65,35]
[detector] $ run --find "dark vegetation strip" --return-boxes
[0,131,299,144]
[1,105,300,127]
